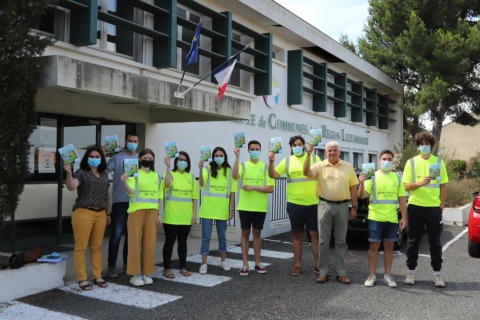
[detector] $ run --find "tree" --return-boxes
[338,32,358,54]
[0,1,57,242]
[358,0,480,151]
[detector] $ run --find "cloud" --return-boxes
[274,0,369,41]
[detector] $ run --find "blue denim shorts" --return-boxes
[368,220,398,242]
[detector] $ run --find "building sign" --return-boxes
[232,113,369,145]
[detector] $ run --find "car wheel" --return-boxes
[468,238,480,258]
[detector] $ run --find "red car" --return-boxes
[468,191,480,257]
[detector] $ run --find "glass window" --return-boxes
[340,151,349,162]
[37,7,69,42]
[353,152,363,170]
[28,117,58,181]
[315,148,325,160]
[177,7,201,76]
[368,153,377,164]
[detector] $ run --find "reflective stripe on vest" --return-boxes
[370,174,400,205]
[286,154,316,183]
[165,173,194,202]
[131,173,161,204]
[239,162,267,189]
[410,156,441,189]
[202,166,231,198]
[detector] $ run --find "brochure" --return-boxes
[105,135,120,155]
[124,159,139,177]
[200,145,212,162]
[37,252,67,263]
[310,128,322,146]
[271,137,283,154]
[58,144,78,165]
[164,141,179,158]
[362,163,375,180]
[234,132,246,148]
[429,163,441,180]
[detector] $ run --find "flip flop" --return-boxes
[93,278,108,288]
[180,268,191,277]
[163,269,175,279]
[79,281,92,291]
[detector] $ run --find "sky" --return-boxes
[274,0,370,41]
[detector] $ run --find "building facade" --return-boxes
[2,0,402,251]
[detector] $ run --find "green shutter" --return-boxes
[254,33,272,96]
[287,50,303,105]
[153,0,176,68]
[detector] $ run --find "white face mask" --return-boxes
[380,160,393,171]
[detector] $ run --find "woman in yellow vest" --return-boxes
[162,151,198,278]
[197,146,236,274]
[121,148,161,286]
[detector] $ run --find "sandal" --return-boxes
[93,278,108,288]
[180,268,191,277]
[79,280,92,291]
[163,269,175,279]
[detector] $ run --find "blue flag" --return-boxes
[185,23,202,66]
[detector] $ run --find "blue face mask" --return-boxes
[126,143,138,152]
[214,157,225,165]
[418,145,431,155]
[88,158,101,167]
[380,161,393,171]
[293,146,304,156]
[177,160,188,170]
[249,150,260,160]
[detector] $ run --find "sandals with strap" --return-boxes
[163,269,175,279]
[79,281,92,291]
[93,278,108,288]
[180,268,191,277]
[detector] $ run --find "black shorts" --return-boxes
[239,211,267,230]
[287,202,318,232]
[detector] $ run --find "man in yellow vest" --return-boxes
[358,149,407,288]
[268,135,321,276]
[402,132,448,287]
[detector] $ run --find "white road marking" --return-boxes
[60,282,181,309]
[263,238,310,246]
[186,255,271,269]
[442,227,468,252]
[263,239,282,243]
[227,246,294,259]
[0,301,86,320]
[152,267,231,287]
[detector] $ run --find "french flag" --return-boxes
[213,53,239,101]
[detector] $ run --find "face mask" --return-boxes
[380,161,393,171]
[140,160,154,169]
[292,146,304,156]
[418,145,431,154]
[177,160,188,170]
[249,150,260,160]
[126,143,138,152]
[88,158,101,167]
[214,157,225,165]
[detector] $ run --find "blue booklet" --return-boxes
[37,252,67,263]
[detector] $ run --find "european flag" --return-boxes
[185,23,202,66]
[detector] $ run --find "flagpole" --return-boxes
[175,43,252,98]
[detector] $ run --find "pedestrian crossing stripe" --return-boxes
[0,301,87,320]
[227,246,294,259]
[186,255,271,269]
[60,282,182,309]
[151,267,231,287]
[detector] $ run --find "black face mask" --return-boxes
[140,160,154,169]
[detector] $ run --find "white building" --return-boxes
[3,0,402,251]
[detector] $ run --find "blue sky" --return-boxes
[274,0,370,41]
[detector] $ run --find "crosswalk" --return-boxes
[0,243,294,318]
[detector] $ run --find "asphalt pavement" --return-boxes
[1,225,479,320]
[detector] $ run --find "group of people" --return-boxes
[64,130,448,291]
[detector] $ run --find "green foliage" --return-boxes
[359,0,480,144]
[466,151,480,178]
[448,159,467,178]
[338,33,358,54]
[444,178,480,208]
[0,1,57,236]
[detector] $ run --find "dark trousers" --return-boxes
[406,204,443,271]
[162,223,192,269]
[108,202,129,268]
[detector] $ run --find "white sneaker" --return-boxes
[434,275,445,288]
[220,261,231,271]
[364,275,376,287]
[142,274,153,285]
[383,274,397,288]
[130,275,145,286]
[404,272,415,285]
[199,264,208,274]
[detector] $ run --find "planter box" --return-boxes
[443,204,470,226]
[0,260,66,303]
